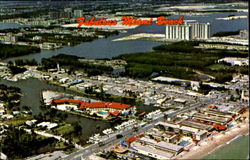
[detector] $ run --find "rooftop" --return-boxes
[51,99,131,110]
[139,137,183,152]
[132,142,174,159]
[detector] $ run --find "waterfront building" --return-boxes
[165,24,192,40]
[180,120,214,132]
[165,22,211,40]
[241,90,249,103]
[189,22,211,39]
[138,137,184,156]
[192,113,231,125]
[37,122,58,130]
[51,99,133,117]
[131,142,175,159]
[156,121,208,140]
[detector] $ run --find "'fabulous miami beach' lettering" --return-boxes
[76,16,184,28]
[76,17,117,27]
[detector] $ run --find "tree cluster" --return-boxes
[0,44,40,59]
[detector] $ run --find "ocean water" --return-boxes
[203,135,249,160]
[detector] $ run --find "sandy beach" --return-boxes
[176,122,249,160]
[112,33,165,41]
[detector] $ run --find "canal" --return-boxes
[0,11,248,144]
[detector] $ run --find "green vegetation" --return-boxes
[0,9,48,21]
[0,44,40,59]
[34,110,83,144]
[99,151,118,159]
[41,54,113,76]
[3,115,33,127]
[51,123,74,135]
[8,65,27,75]
[116,41,248,83]
[18,33,97,46]
[0,127,61,159]
[212,30,240,37]
[17,29,118,46]
[14,59,38,66]
[0,84,21,110]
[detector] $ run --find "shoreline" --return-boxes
[177,122,249,160]
[205,134,246,157]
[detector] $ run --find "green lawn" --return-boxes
[207,64,231,71]
[52,123,74,135]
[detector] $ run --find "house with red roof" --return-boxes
[51,99,134,118]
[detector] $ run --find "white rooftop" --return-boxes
[139,137,183,152]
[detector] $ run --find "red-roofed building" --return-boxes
[51,99,133,116]
[80,102,130,110]
[125,134,144,145]
[208,105,217,109]
[109,110,120,116]
[213,124,227,131]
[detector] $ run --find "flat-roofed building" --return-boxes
[138,137,184,156]
[228,105,246,115]
[192,113,231,125]
[164,134,179,144]
[146,128,179,144]
[180,120,214,132]
[202,107,234,117]
[131,142,174,159]
[196,130,207,141]
[156,121,208,140]
[205,109,234,119]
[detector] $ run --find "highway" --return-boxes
[63,115,164,160]
[62,98,211,160]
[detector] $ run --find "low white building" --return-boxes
[218,57,249,66]
[55,104,78,111]
[0,152,7,160]
[131,142,174,159]
[32,36,42,41]
[26,119,38,126]
[1,114,14,119]
[137,137,184,157]
[37,122,58,130]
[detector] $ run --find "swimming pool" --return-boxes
[97,111,108,115]
[179,141,190,146]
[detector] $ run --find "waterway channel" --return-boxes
[0,11,248,144]
[2,12,248,63]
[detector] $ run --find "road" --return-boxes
[62,98,211,160]
[63,115,163,160]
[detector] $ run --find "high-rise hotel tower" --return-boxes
[165,22,211,40]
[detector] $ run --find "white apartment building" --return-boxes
[165,22,211,40]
